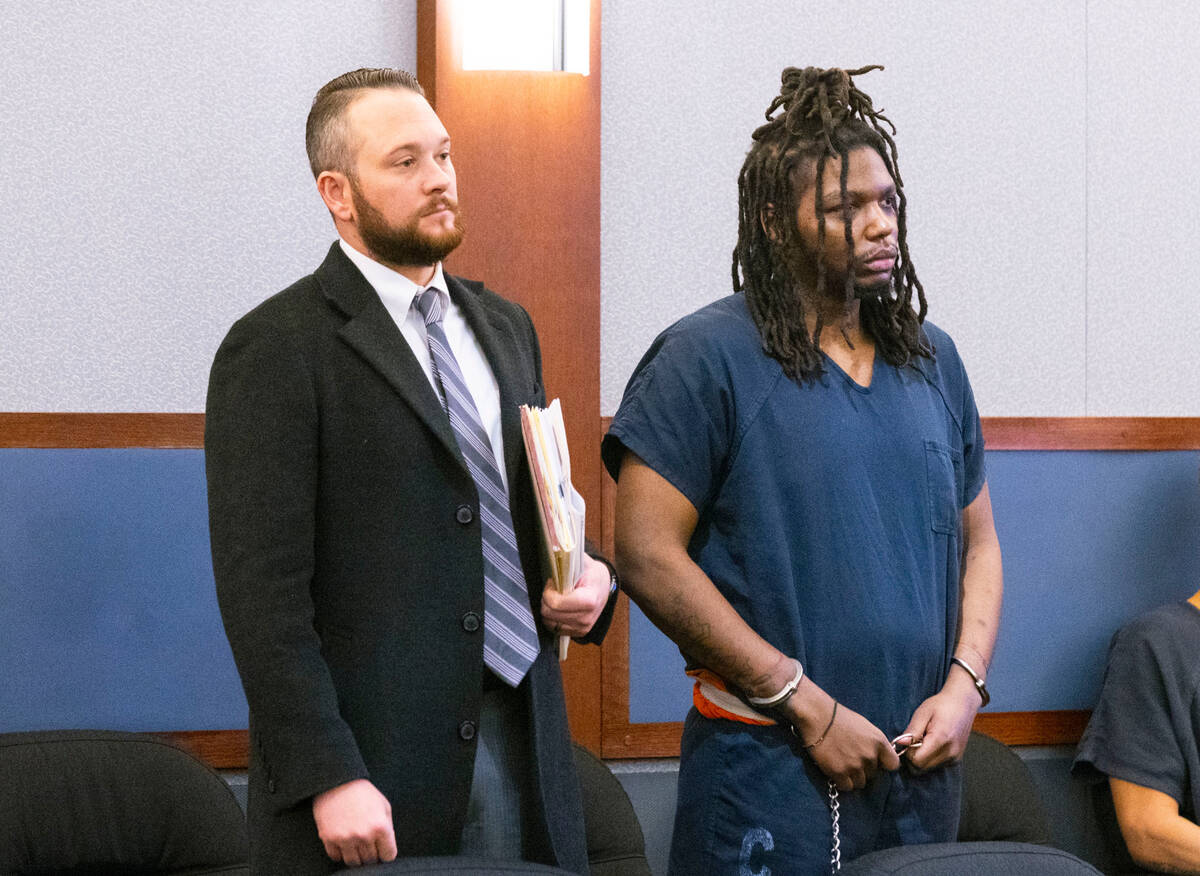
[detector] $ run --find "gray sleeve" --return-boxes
[1073,622,1187,805]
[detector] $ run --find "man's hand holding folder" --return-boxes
[520,400,609,657]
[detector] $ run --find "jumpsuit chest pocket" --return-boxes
[924,439,961,535]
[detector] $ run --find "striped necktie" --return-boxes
[414,287,540,686]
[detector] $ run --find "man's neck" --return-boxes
[802,296,867,350]
[799,295,875,386]
[390,261,437,287]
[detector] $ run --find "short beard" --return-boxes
[350,176,465,268]
[783,240,892,305]
[852,277,892,302]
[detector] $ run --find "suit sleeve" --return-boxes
[206,314,368,810]
[578,548,618,645]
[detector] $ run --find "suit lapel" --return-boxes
[315,244,463,467]
[446,275,528,493]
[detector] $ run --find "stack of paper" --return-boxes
[520,399,585,660]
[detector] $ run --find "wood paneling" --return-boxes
[417,0,605,752]
[0,413,204,448]
[146,706,1094,771]
[156,729,249,770]
[5,415,1197,451]
[983,417,1200,450]
[973,710,1091,746]
[595,711,1093,759]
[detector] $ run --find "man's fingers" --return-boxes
[842,768,866,791]
[359,839,380,865]
[312,778,394,867]
[378,829,399,863]
[907,733,951,770]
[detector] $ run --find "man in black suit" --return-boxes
[206,67,616,875]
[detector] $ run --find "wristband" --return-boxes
[798,700,838,749]
[951,655,990,708]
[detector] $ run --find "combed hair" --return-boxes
[732,65,931,382]
[305,68,425,179]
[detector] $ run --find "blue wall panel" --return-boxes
[4,447,1197,731]
[629,450,1200,723]
[0,449,247,731]
[986,450,1200,710]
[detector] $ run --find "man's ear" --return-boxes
[760,204,780,243]
[316,171,354,223]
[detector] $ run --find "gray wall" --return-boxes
[1,1,416,411]
[601,0,1200,416]
[6,2,1198,417]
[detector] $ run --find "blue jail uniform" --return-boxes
[602,295,986,875]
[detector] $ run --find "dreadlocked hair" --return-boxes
[732,65,932,382]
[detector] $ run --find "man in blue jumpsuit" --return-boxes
[602,65,1004,874]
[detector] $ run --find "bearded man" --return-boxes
[603,65,1003,873]
[206,68,616,875]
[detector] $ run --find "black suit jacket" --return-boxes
[206,243,609,875]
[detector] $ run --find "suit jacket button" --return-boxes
[456,505,474,525]
[462,611,481,632]
[268,779,276,793]
[458,720,477,740]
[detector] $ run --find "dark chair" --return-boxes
[0,728,249,875]
[840,731,1100,875]
[958,729,1052,844]
[572,742,651,875]
[339,742,651,875]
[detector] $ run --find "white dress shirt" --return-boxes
[339,239,508,487]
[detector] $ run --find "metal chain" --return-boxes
[828,780,841,872]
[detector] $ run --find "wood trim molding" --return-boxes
[6,414,1196,451]
[155,729,248,770]
[148,711,1091,771]
[0,413,204,448]
[972,710,1091,746]
[982,417,1200,450]
[598,711,1092,760]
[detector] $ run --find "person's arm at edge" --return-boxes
[613,451,899,790]
[1110,778,1200,874]
[904,482,1003,769]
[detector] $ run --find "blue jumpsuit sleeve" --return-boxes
[602,325,732,513]
[926,323,987,508]
[958,367,986,507]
